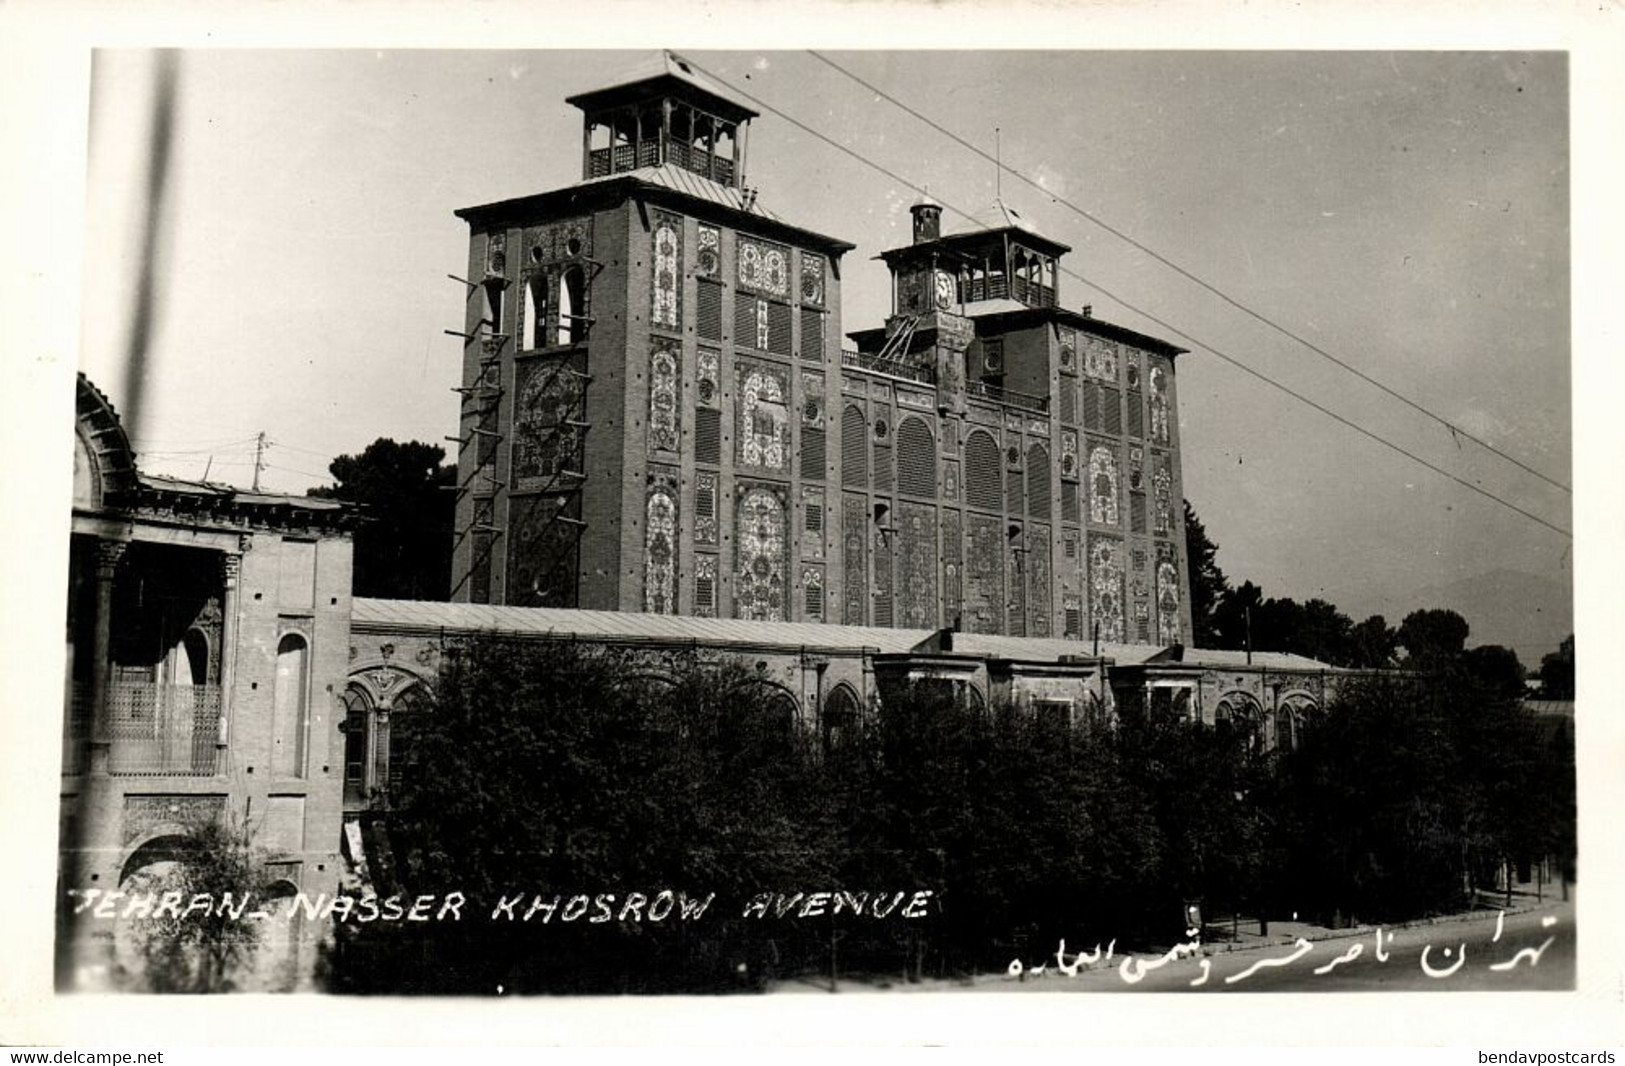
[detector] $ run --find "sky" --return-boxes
[77,48,1573,661]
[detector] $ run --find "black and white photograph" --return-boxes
[3,3,1622,1051]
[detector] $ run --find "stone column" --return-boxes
[87,540,126,774]
[218,552,240,766]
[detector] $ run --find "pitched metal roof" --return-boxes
[563,50,759,122]
[136,472,346,511]
[948,632,1163,666]
[353,599,932,654]
[572,164,784,223]
[351,599,1187,666]
[1180,648,1335,672]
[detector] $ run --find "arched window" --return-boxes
[964,430,1003,512]
[896,416,936,497]
[271,634,308,778]
[341,684,372,806]
[1026,443,1050,520]
[1214,693,1263,750]
[387,683,428,798]
[841,405,868,484]
[823,684,861,758]
[522,273,548,350]
[558,267,586,346]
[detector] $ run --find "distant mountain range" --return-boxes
[1348,568,1572,669]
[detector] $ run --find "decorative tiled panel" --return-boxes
[508,495,578,607]
[898,501,937,629]
[841,494,868,625]
[512,357,583,491]
[802,566,825,621]
[694,554,718,617]
[942,509,963,622]
[943,459,960,502]
[696,224,721,278]
[801,372,826,427]
[872,519,894,627]
[525,217,593,262]
[697,350,721,408]
[738,236,791,300]
[802,486,825,560]
[123,795,225,845]
[1153,451,1174,536]
[470,498,493,604]
[800,252,826,307]
[735,483,789,622]
[1088,440,1121,526]
[964,514,1004,634]
[1088,534,1126,643]
[1130,542,1152,644]
[694,471,718,546]
[1149,361,1172,446]
[1058,328,1079,376]
[1005,530,1026,636]
[1081,335,1119,382]
[735,359,791,473]
[1027,522,1051,637]
[647,339,681,457]
[1156,541,1182,645]
[650,210,682,331]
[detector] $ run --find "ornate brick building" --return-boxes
[447,54,1193,648]
[62,376,355,990]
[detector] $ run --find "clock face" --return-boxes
[934,270,955,310]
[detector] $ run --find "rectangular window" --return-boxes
[873,443,893,494]
[697,280,723,341]
[768,302,793,355]
[1127,390,1144,439]
[695,408,722,465]
[1103,386,1123,435]
[801,427,825,480]
[734,297,759,349]
[800,307,824,359]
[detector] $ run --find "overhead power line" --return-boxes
[676,53,1571,541]
[805,50,1571,498]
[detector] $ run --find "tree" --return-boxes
[309,439,455,600]
[1463,644,1527,701]
[332,637,838,994]
[126,820,276,992]
[1539,634,1575,699]
[1183,501,1229,648]
[1348,614,1398,669]
[1397,608,1471,666]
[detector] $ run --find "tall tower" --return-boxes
[449,53,855,620]
[850,199,1194,646]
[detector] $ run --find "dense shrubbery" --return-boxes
[322,636,1573,994]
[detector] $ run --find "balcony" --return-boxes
[968,380,1050,415]
[106,682,222,776]
[841,348,937,386]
